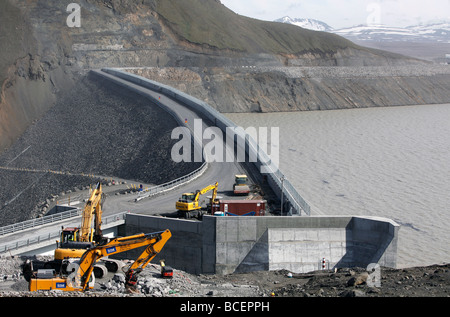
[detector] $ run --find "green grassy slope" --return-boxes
[153,0,360,54]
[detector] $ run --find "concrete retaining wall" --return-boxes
[122,214,399,275]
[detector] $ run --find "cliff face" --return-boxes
[128,66,450,113]
[0,0,440,153]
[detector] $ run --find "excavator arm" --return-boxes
[29,229,172,292]
[80,182,104,243]
[176,182,219,212]
[198,182,218,202]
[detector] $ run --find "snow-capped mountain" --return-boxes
[276,16,450,43]
[274,16,333,32]
[334,23,450,43]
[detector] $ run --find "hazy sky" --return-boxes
[221,0,450,29]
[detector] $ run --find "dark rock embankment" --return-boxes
[0,73,201,226]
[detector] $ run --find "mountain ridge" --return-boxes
[277,16,450,43]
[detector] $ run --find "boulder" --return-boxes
[347,272,369,286]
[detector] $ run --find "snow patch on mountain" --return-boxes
[276,16,450,43]
[274,16,333,32]
[334,23,450,43]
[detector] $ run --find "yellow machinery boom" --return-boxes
[54,182,105,261]
[80,182,104,242]
[29,229,172,292]
[176,182,218,212]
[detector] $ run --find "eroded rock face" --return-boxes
[127,66,450,113]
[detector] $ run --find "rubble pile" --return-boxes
[97,264,200,297]
[0,256,23,280]
[0,254,449,297]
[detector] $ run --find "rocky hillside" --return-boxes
[1,0,448,222]
[128,65,450,112]
[0,0,431,152]
[0,72,201,226]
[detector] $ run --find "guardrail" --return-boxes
[101,68,312,216]
[0,211,128,254]
[92,69,209,203]
[136,161,207,201]
[0,208,82,236]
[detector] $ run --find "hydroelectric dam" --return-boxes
[0,69,400,274]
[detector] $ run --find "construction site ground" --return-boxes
[0,255,448,298]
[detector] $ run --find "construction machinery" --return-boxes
[26,229,172,292]
[55,182,105,261]
[35,183,121,277]
[176,182,219,218]
[233,175,250,195]
[160,259,173,278]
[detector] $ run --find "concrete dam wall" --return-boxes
[99,68,313,216]
[121,214,399,275]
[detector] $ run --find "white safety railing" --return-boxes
[0,208,82,236]
[0,211,128,254]
[135,161,208,201]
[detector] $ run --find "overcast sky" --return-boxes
[221,0,450,29]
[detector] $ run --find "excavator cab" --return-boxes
[176,192,200,212]
[60,227,78,243]
[180,193,196,202]
[55,227,94,262]
[58,227,93,248]
[59,227,93,243]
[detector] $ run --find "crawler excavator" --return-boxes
[56,182,105,257]
[32,183,122,277]
[27,229,172,292]
[175,182,219,219]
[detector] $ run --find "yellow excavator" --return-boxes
[35,183,120,276]
[27,229,172,292]
[176,182,219,218]
[55,182,105,262]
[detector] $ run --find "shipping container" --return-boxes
[211,200,266,216]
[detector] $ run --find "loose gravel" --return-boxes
[0,73,201,226]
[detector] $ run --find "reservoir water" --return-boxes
[225,104,450,269]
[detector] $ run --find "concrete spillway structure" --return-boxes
[121,214,399,275]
